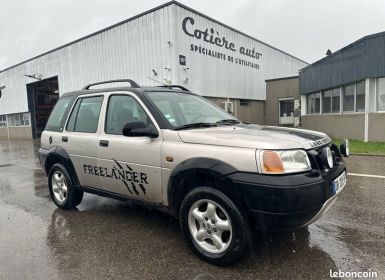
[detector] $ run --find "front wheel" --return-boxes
[179,187,250,266]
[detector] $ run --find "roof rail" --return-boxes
[156,85,190,92]
[82,79,140,90]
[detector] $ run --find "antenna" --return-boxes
[147,76,167,86]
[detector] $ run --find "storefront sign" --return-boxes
[182,16,262,70]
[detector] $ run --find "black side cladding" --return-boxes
[41,146,80,186]
[167,158,238,212]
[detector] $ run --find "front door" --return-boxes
[96,93,163,203]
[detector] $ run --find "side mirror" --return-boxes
[122,121,158,138]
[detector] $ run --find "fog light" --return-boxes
[321,147,334,169]
[340,139,350,157]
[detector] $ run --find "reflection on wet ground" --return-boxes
[0,139,384,279]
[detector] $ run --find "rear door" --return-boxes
[96,92,163,203]
[60,94,105,188]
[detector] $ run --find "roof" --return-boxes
[299,30,385,94]
[300,31,385,71]
[0,1,307,73]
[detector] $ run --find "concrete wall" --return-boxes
[301,114,365,140]
[0,127,32,140]
[264,77,299,126]
[0,128,7,138]
[205,97,264,124]
[368,113,385,141]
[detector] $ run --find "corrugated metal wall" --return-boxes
[0,2,307,115]
[0,5,176,115]
[173,5,307,100]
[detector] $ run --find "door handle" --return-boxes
[99,140,109,147]
[62,136,68,142]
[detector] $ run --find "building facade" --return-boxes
[0,1,307,139]
[300,32,385,142]
[264,76,300,128]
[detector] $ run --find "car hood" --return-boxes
[177,124,331,150]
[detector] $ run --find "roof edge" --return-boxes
[265,75,298,82]
[0,1,178,73]
[300,30,385,71]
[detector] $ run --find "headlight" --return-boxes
[321,147,334,168]
[340,139,349,157]
[259,149,311,174]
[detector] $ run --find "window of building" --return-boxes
[307,92,320,114]
[0,115,7,127]
[66,96,103,133]
[343,84,355,112]
[377,77,385,112]
[322,88,340,114]
[278,98,294,124]
[105,95,151,135]
[239,99,250,106]
[322,89,332,113]
[7,113,30,127]
[331,88,340,113]
[356,80,365,112]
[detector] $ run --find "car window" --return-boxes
[66,96,103,133]
[105,95,151,134]
[45,97,71,131]
[146,91,236,127]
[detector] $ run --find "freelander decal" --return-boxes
[82,159,148,195]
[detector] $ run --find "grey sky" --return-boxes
[1,0,384,70]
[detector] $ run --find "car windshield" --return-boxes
[145,91,239,129]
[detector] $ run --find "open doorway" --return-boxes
[26,76,59,138]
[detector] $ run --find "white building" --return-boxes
[0,1,307,139]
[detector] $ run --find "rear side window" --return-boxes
[66,96,103,133]
[45,97,71,131]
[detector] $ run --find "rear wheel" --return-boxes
[179,187,250,266]
[48,163,83,209]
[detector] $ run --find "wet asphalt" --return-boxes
[0,139,384,280]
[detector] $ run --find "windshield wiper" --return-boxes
[174,122,217,131]
[216,119,240,125]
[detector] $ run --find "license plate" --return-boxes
[332,171,347,195]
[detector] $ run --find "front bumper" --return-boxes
[228,161,346,231]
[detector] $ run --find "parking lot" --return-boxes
[0,139,384,280]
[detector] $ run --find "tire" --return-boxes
[179,187,250,266]
[48,163,83,209]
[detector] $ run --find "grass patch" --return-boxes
[333,139,385,155]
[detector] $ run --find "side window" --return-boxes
[66,96,103,133]
[45,97,71,131]
[105,95,151,135]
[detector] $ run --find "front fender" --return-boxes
[167,157,238,213]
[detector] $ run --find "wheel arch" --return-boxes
[167,157,243,216]
[45,146,80,186]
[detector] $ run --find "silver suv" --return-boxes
[39,79,349,265]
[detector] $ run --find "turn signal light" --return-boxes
[262,151,284,173]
